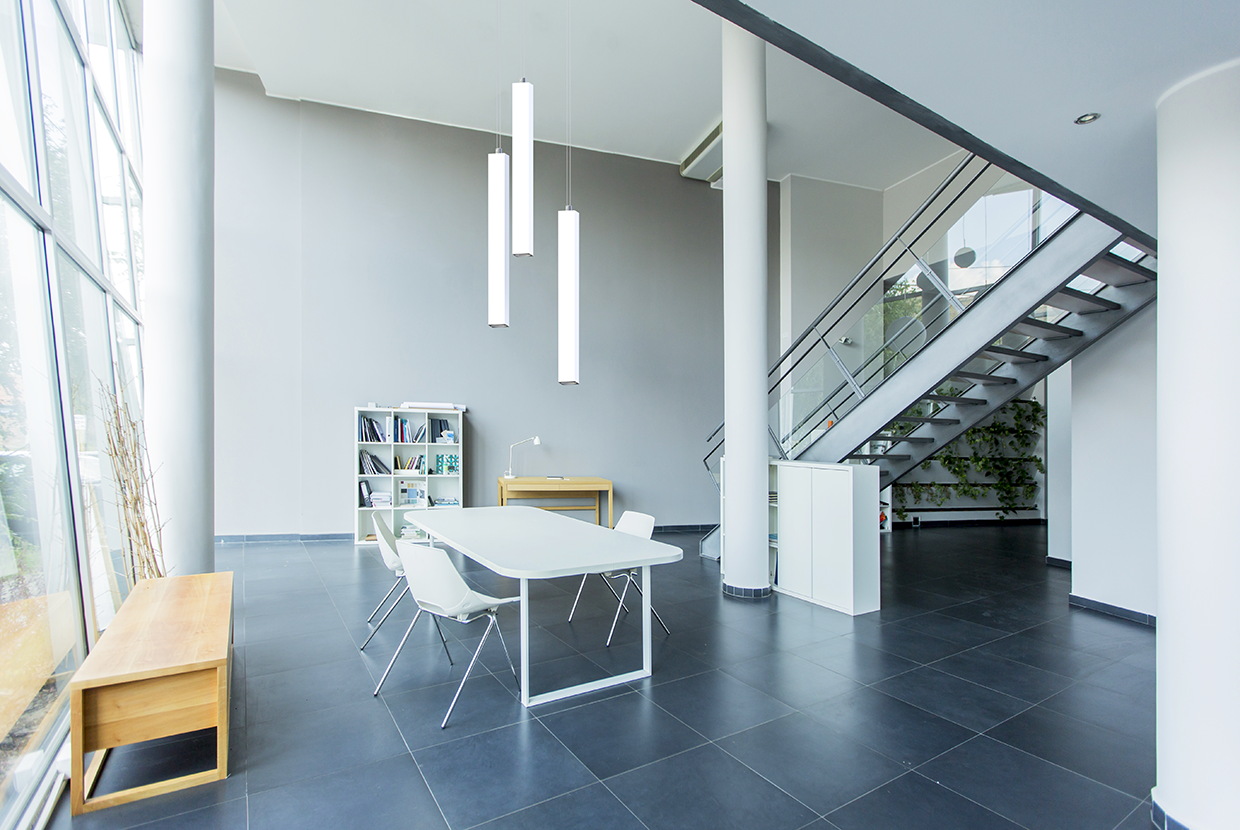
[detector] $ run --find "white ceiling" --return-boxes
[213,0,956,191]
[738,0,1240,239]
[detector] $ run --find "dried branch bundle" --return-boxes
[100,382,165,583]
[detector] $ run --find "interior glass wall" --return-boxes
[0,0,142,823]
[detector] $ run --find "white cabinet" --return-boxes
[772,460,879,616]
[354,406,465,544]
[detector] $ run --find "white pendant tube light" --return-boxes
[558,208,579,384]
[512,80,534,257]
[558,0,578,385]
[488,149,510,327]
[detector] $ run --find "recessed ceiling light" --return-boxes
[1074,112,1101,125]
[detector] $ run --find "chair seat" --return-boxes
[420,590,520,622]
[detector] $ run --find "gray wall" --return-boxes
[214,69,732,535]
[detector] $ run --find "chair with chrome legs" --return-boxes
[360,512,450,660]
[568,510,671,646]
[373,539,521,729]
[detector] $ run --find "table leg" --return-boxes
[642,566,652,675]
[498,481,504,507]
[519,578,530,706]
[594,492,600,526]
[608,486,614,529]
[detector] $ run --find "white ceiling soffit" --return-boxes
[214,0,955,191]
[708,0,1240,240]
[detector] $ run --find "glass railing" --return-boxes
[711,152,1082,464]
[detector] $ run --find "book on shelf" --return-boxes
[413,423,427,442]
[359,480,373,507]
[357,415,387,443]
[369,492,392,506]
[358,450,392,475]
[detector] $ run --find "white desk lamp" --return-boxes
[504,436,541,479]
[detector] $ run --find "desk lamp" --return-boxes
[504,436,541,479]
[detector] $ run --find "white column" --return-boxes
[143,0,215,575]
[720,22,769,596]
[1153,56,1240,830]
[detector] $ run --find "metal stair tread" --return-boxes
[871,434,934,444]
[977,345,1049,363]
[889,415,961,425]
[921,393,986,406]
[950,371,1017,385]
[847,453,911,461]
[1009,317,1084,339]
[1081,252,1157,286]
[1047,286,1121,314]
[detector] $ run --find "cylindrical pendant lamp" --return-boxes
[512,81,534,257]
[558,208,579,384]
[488,150,511,327]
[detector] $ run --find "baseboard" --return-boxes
[893,518,1047,528]
[215,533,353,544]
[1068,594,1156,627]
[654,524,717,534]
[1045,556,1072,570]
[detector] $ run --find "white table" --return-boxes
[406,506,682,707]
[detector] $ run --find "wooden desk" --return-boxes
[70,573,233,815]
[497,476,614,528]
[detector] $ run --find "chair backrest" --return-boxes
[615,511,655,540]
[396,541,475,618]
[371,512,403,574]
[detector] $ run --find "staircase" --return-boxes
[704,153,1156,496]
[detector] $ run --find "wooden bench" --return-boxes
[70,572,233,815]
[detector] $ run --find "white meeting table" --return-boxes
[406,506,682,707]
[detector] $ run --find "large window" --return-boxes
[0,0,141,824]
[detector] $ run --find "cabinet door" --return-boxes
[776,465,813,596]
[811,467,854,610]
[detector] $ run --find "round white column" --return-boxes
[720,22,770,596]
[1153,57,1240,829]
[143,0,216,575]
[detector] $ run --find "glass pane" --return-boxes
[33,0,99,264]
[111,302,138,418]
[91,96,129,303]
[110,0,134,164]
[55,249,122,636]
[84,0,113,115]
[0,0,35,192]
[0,200,84,826]
[124,162,138,305]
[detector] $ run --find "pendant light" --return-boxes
[512,80,534,257]
[558,0,578,384]
[488,145,510,327]
[488,5,510,328]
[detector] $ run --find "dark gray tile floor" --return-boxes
[49,525,1156,830]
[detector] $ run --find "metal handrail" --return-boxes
[706,152,983,444]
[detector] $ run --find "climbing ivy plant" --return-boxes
[892,398,1045,520]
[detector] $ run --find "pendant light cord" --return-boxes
[565,0,572,209]
[496,0,503,151]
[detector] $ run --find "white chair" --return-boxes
[568,511,671,646]
[373,540,521,729]
[360,513,450,661]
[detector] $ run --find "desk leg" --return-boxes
[642,566,652,676]
[519,578,530,706]
[608,486,614,529]
[70,688,83,814]
[216,664,229,778]
[498,481,504,507]
[594,493,600,526]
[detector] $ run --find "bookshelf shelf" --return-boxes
[355,406,466,544]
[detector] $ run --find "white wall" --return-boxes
[779,175,882,352]
[1046,363,1072,561]
[1070,303,1157,616]
[214,70,729,535]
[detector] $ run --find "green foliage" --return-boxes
[893,398,1045,521]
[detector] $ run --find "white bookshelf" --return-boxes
[354,405,465,544]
